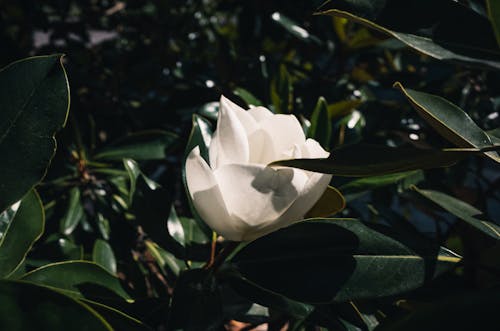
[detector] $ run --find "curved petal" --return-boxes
[213,164,308,230]
[248,106,273,122]
[259,114,306,160]
[220,96,258,135]
[244,172,332,241]
[301,138,330,158]
[186,147,247,241]
[209,96,250,169]
[247,129,277,165]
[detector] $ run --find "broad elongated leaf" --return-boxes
[412,187,500,240]
[487,0,500,47]
[271,144,474,177]
[21,261,131,301]
[233,219,460,303]
[93,130,177,161]
[145,240,184,276]
[0,280,112,330]
[308,97,332,149]
[93,240,117,275]
[317,0,500,70]
[340,170,423,197]
[395,83,499,162]
[82,299,151,331]
[233,88,263,107]
[59,187,83,235]
[0,55,69,211]
[0,190,44,278]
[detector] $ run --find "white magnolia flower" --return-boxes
[186,96,332,241]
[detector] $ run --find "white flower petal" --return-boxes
[244,172,332,241]
[186,147,247,241]
[209,96,250,169]
[259,114,306,160]
[247,106,273,122]
[213,164,308,230]
[301,138,330,158]
[220,95,258,135]
[247,129,277,165]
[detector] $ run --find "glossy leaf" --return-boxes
[145,240,184,276]
[317,1,500,70]
[233,88,263,107]
[233,219,460,303]
[0,55,69,211]
[308,97,332,149]
[93,130,177,161]
[93,239,117,275]
[59,187,83,235]
[413,187,500,240]
[271,144,474,177]
[21,260,131,301]
[270,65,293,114]
[395,83,499,162]
[0,280,112,331]
[487,0,500,47]
[271,11,321,44]
[167,206,185,247]
[340,170,423,197]
[123,158,141,205]
[305,186,345,218]
[0,190,44,278]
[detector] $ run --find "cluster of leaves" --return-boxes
[0,0,499,330]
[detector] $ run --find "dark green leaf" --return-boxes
[82,299,152,331]
[317,1,500,70]
[271,12,321,44]
[339,170,423,197]
[233,219,460,303]
[123,158,140,205]
[271,144,473,177]
[270,65,293,114]
[0,55,69,211]
[395,83,499,162]
[21,261,131,301]
[233,88,263,107]
[412,187,500,240]
[167,206,185,247]
[0,190,44,278]
[59,187,83,235]
[0,280,112,331]
[93,130,177,161]
[93,240,117,275]
[145,240,184,276]
[308,97,332,149]
[377,288,500,331]
[487,0,500,47]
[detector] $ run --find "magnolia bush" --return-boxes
[1,0,500,330]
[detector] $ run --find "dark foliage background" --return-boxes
[0,0,499,330]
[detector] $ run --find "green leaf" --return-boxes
[487,0,500,48]
[167,206,185,246]
[317,2,500,70]
[93,130,177,161]
[270,64,293,114]
[232,219,460,303]
[0,280,112,331]
[233,88,263,107]
[59,187,83,235]
[340,170,424,198]
[412,187,500,240]
[0,55,69,212]
[93,240,117,275]
[308,97,332,149]
[271,144,474,177]
[305,186,345,218]
[271,11,321,44]
[395,83,499,162]
[123,158,141,205]
[82,299,152,331]
[21,260,131,301]
[145,240,184,276]
[0,190,44,278]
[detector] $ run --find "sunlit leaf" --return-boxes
[0,55,69,211]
